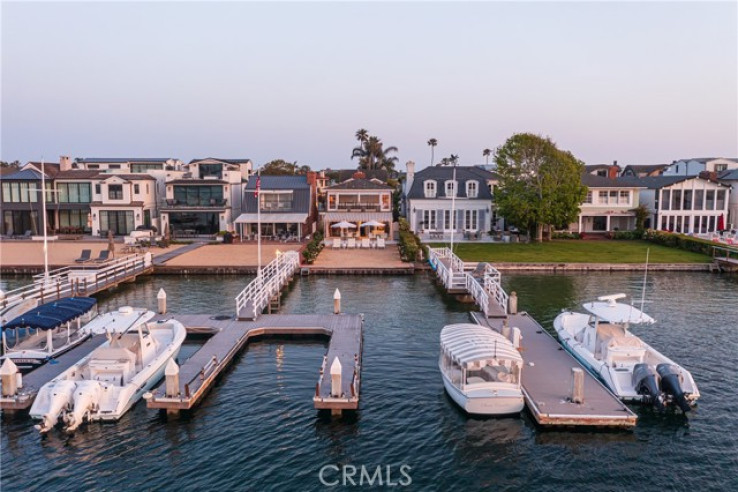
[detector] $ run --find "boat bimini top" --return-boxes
[583,294,655,325]
[440,323,523,368]
[2,297,98,331]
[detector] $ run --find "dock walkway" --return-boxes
[145,313,363,414]
[0,335,106,411]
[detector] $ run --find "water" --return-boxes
[1,272,737,490]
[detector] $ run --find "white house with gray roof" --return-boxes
[662,158,738,177]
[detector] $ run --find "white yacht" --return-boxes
[554,294,699,412]
[0,297,98,372]
[30,316,186,433]
[439,323,524,415]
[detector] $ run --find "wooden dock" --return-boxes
[0,335,107,411]
[472,312,637,428]
[145,313,363,415]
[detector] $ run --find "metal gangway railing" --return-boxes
[0,253,153,323]
[428,248,508,317]
[235,251,301,320]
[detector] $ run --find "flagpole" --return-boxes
[41,157,49,282]
[256,169,261,280]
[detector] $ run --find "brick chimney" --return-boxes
[306,171,317,186]
[60,155,72,171]
[352,171,366,180]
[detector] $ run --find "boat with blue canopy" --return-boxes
[1,297,98,372]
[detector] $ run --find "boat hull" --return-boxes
[440,363,524,416]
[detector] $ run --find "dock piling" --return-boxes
[571,368,584,403]
[165,359,180,397]
[158,288,167,314]
[511,327,521,349]
[330,357,342,397]
[0,358,20,397]
[501,320,511,339]
[508,291,518,315]
[333,289,341,314]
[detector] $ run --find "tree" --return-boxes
[351,130,399,172]
[483,148,491,165]
[427,138,438,166]
[493,133,587,243]
[0,160,21,169]
[631,204,650,233]
[261,159,310,175]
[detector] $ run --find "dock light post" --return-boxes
[165,359,180,397]
[571,368,584,404]
[157,288,167,314]
[330,357,342,397]
[333,289,341,314]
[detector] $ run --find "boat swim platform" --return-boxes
[471,312,637,429]
[145,313,363,415]
[0,335,107,412]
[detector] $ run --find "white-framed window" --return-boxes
[424,180,436,198]
[464,210,479,230]
[715,164,728,172]
[466,180,478,198]
[598,190,608,204]
[584,191,593,204]
[444,210,457,230]
[445,180,457,197]
[618,190,630,205]
[423,210,437,230]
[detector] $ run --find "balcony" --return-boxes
[329,203,384,212]
[161,198,228,210]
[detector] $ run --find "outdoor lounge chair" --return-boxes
[332,238,341,249]
[75,249,92,263]
[93,250,110,263]
[347,238,356,249]
[377,237,386,249]
[361,238,370,249]
[15,230,32,239]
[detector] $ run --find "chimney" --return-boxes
[306,171,317,187]
[608,165,619,179]
[60,155,72,171]
[405,160,415,195]
[352,171,366,180]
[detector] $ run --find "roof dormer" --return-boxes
[424,180,437,198]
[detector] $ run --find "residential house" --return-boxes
[404,163,496,239]
[51,170,99,233]
[0,169,48,236]
[717,169,738,230]
[619,176,731,234]
[235,174,318,239]
[571,175,644,233]
[73,157,183,173]
[89,174,158,235]
[662,158,738,177]
[585,162,620,177]
[620,164,668,178]
[323,172,393,240]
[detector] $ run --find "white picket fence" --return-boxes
[235,251,301,320]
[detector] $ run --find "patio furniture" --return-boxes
[74,249,92,263]
[15,230,32,240]
[93,250,110,263]
[347,238,356,249]
[376,237,386,249]
[361,238,370,249]
[332,238,341,249]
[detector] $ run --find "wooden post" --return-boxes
[508,291,518,315]
[0,358,19,397]
[330,357,342,397]
[571,367,584,404]
[511,327,521,349]
[157,288,167,315]
[333,289,341,314]
[501,319,511,338]
[165,359,179,397]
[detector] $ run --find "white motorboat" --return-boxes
[29,315,185,433]
[554,294,699,412]
[439,323,524,415]
[0,297,98,372]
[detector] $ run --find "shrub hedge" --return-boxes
[398,218,423,262]
[302,231,324,263]
[642,229,715,255]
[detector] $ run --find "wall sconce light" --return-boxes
[92,213,97,219]
[412,207,416,214]
[136,213,141,220]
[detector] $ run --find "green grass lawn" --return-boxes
[428,240,711,263]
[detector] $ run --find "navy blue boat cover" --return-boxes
[2,297,97,331]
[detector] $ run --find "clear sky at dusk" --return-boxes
[1,1,736,171]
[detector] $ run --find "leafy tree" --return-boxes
[0,160,21,169]
[261,159,310,175]
[427,138,437,165]
[483,148,491,165]
[631,204,650,233]
[351,130,399,172]
[493,133,587,243]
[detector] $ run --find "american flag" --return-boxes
[254,176,261,197]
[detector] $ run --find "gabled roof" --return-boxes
[188,157,251,165]
[581,174,645,189]
[327,178,392,191]
[336,169,389,182]
[621,164,668,176]
[0,169,43,181]
[674,157,738,164]
[245,175,309,190]
[54,170,104,180]
[616,175,730,189]
[76,157,175,164]
[100,173,156,181]
[25,162,61,177]
[718,169,738,180]
[407,166,494,200]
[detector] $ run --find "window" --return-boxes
[466,181,478,198]
[57,183,91,203]
[59,209,89,230]
[671,190,681,210]
[715,164,728,172]
[705,190,715,210]
[108,164,121,169]
[598,191,608,204]
[618,191,630,205]
[609,191,618,204]
[444,210,457,230]
[2,182,39,203]
[424,181,436,198]
[716,190,726,210]
[261,192,293,210]
[87,164,99,169]
[174,185,224,206]
[445,180,457,197]
[682,190,692,210]
[133,184,140,195]
[694,190,704,210]
[661,190,670,210]
[131,163,163,173]
[199,163,223,179]
[423,210,437,230]
[381,193,391,210]
[464,210,479,230]
[583,191,593,204]
[95,184,101,195]
[99,210,134,235]
[108,184,124,200]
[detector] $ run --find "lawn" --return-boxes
[428,240,711,263]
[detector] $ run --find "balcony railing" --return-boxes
[162,198,228,208]
[328,203,385,212]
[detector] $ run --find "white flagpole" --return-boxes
[41,157,49,281]
[257,169,261,280]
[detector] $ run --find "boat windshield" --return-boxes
[466,360,520,385]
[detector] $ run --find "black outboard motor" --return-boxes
[657,363,692,413]
[633,364,665,411]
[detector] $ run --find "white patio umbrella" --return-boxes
[331,221,357,229]
[360,220,384,228]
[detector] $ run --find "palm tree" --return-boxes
[351,133,399,172]
[355,128,369,146]
[483,148,491,165]
[427,138,438,166]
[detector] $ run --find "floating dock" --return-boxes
[0,335,107,411]
[429,248,637,428]
[145,313,363,415]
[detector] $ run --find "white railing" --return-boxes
[235,251,300,319]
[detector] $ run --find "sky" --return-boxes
[1,1,737,171]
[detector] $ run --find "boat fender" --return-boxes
[657,363,691,413]
[632,363,665,411]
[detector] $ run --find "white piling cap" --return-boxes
[330,357,342,375]
[158,288,167,299]
[0,289,5,299]
[0,358,18,375]
[333,289,341,300]
[165,358,179,376]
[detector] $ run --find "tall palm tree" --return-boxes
[427,138,438,166]
[351,133,399,172]
[483,148,491,165]
[355,128,369,146]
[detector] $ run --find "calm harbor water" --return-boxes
[1,271,737,490]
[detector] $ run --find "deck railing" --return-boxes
[234,251,300,319]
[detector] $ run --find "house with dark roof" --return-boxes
[585,162,621,178]
[0,168,47,236]
[404,162,498,239]
[323,172,394,240]
[662,158,738,177]
[620,164,668,178]
[234,174,318,239]
[187,158,252,181]
[570,174,645,233]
